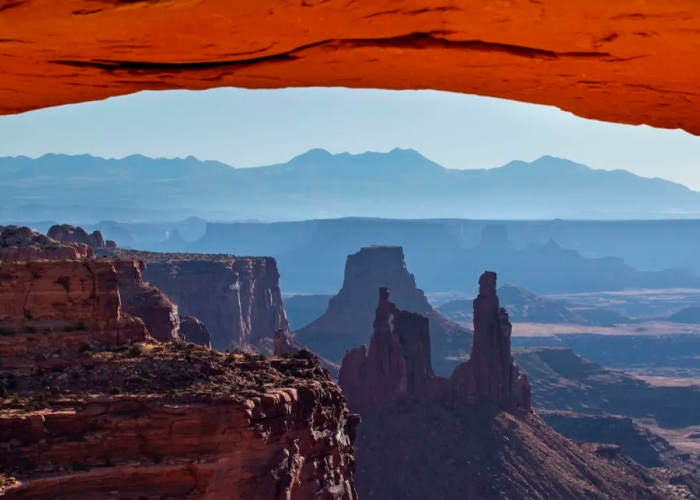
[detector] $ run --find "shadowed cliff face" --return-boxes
[337,275,695,500]
[100,249,290,352]
[338,273,529,415]
[295,245,472,376]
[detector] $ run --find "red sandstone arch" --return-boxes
[2,0,700,135]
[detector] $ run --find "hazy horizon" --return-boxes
[2,87,700,189]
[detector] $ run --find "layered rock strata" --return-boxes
[0,345,359,500]
[102,250,290,352]
[0,260,149,372]
[296,245,472,376]
[0,258,359,499]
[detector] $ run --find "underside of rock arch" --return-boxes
[2,0,700,135]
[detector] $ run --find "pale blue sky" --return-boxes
[2,87,700,188]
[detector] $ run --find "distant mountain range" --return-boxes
[2,149,700,221]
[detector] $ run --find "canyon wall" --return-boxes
[102,251,291,351]
[0,254,359,499]
[296,245,472,376]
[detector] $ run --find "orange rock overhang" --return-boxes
[2,0,700,134]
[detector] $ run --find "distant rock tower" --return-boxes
[339,272,530,415]
[451,271,531,412]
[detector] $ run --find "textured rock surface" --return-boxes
[451,271,531,412]
[112,259,181,343]
[47,224,108,249]
[339,276,527,414]
[101,250,290,351]
[296,246,471,375]
[339,277,694,499]
[353,406,694,500]
[3,1,700,137]
[0,345,359,500]
[0,260,149,371]
[179,315,212,348]
[273,328,298,356]
[0,260,121,327]
[339,288,434,413]
[0,226,92,262]
[0,257,358,499]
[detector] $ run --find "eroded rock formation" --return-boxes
[0,345,359,499]
[296,245,471,376]
[273,328,298,356]
[47,224,111,249]
[0,260,149,371]
[112,259,181,343]
[339,287,434,413]
[339,274,528,414]
[451,271,531,411]
[179,315,212,348]
[339,275,694,499]
[103,250,290,352]
[0,259,359,499]
[1,227,208,347]
[0,226,93,261]
[3,2,700,137]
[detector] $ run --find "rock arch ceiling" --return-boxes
[1,0,700,135]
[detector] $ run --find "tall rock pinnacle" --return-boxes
[452,271,531,411]
[338,287,434,413]
[340,272,530,415]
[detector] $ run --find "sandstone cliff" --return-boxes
[0,260,150,373]
[338,273,693,500]
[47,224,114,249]
[0,259,359,499]
[0,345,359,500]
[296,245,472,376]
[0,226,93,261]
[4,0,700,140]
[102,250,290,352]
[112,259,181,343]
